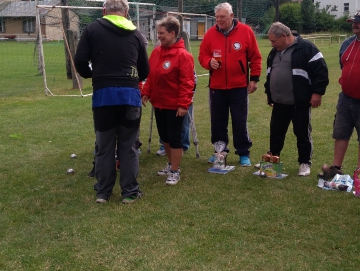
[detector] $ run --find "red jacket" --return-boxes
[142,39,194,110]
[339,36,360,99]
[198,19,262,90]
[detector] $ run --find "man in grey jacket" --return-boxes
[264,22,329,176]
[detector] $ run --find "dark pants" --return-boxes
[93,105,141,200]
[155,108,184,149]
[209,88,252,157]
[270,103,312,165]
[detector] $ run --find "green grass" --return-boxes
[0,38,359,270]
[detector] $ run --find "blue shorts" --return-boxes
[332,92,360,142]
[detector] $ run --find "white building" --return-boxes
[316,0,360,18]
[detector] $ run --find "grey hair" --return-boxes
[268,22,292,37]
[104,0,129,14]
[156,16,180,38]
[214,2,233,15]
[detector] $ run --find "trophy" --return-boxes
[213,141,227,169]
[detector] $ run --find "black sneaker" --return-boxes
[87,162,95,178]
[122,191,144,204]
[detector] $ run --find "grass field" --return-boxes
[1,38,359,270]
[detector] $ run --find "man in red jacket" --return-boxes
[198,2,262,166]
[332,12,360,172]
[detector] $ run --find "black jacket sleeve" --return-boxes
[135,31,150,82]
[74,28,92,79]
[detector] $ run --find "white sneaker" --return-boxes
[157,163,181,176]
[95,198,107,204]
[298,163,310,176]
[157,163,171,176]
[156,145,166,156]
[166,171,180,185]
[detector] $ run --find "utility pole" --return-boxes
[237,0,242,22]
[275,0,279,21]
[178,0,183,32]
[178,0,190,51]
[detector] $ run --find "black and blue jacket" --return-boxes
[264,34,329,107]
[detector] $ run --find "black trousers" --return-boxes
[93,105,141,200]
[209,88,252,157]
[270,103,313,165]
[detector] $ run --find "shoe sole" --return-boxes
[298,173,310,176]
[240,164,251,167]
[122,192,144,204]
[96,199,107,203]
[122,199,137,204]
[156,153,166,156]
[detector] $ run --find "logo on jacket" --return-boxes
[163,61,171,69]
[233,42,241,50]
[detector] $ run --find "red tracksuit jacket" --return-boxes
[198,19,262,90]
[142,38,194,110]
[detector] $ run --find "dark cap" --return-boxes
[347,11,360,23]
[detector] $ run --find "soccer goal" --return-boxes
[36,0,157,97]
[35,1,215,97]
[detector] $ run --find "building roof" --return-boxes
[0,0,60,17]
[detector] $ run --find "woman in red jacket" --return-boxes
[142,16,194,185]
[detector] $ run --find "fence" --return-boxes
[302,34,347,45]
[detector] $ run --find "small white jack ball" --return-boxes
[67,168,75,174]
[70,154,77,159]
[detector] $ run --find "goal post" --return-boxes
[35,1,158,96]
[16,1,216,97]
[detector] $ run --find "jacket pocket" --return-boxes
[126,106,141,120]
[238,60,246,74]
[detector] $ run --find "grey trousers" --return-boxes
[95,123,140,200]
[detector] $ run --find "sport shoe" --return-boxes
[240,156,251,167]
[156,145,166,156]
[87,162,95,177]
[96,198,107,204]
[157,163,181,175]
[122,191,144,204]
[158,163,171,175]
[208,154,216,164]
[166,171,180,185]
[298,163,310,176]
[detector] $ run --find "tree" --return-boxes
[333,15,353,32]
[314,3,335,32]
[279,2,302,33]
[301,0,316,33]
